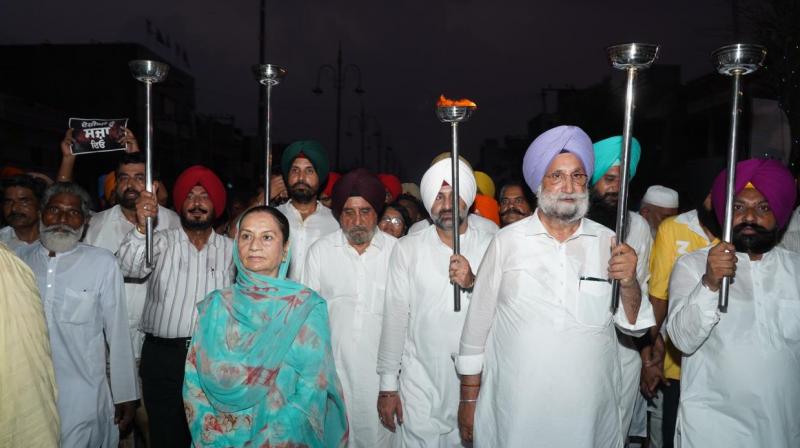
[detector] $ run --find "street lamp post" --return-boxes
[346,100,381,169]
[313,41,364,170]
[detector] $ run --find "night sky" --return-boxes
[1,0,738,180]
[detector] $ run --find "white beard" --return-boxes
[40,222,83,253]
[536,185,589,223]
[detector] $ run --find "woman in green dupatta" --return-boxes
[183,206,349,447]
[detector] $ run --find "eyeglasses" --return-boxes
[543,171,589,186]
[381,216,404,227]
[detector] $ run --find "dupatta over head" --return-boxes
[184,210,349,447]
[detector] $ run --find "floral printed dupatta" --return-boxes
[184,242,349,447]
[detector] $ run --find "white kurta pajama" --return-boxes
[85,204,181,356]
[667,246,800,448]
[16,242,139,447]
[303,229,398,448]
[378,224,493,447]
[456,213,654,448]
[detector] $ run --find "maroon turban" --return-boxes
[172,165,227,218]
[331,169,386,219]
[711,158,797,229]
[378,173,402,202]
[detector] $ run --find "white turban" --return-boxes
[420,158,477,215]
[642,185,679,209]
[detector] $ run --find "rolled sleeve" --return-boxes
[379,374,399,391]
[455,353,484,375]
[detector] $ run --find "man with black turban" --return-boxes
[303,168,397,447]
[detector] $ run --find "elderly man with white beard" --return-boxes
[376,157,494,447]
[16,182,138,447]
[303,168,397,448]
[456,125,655,447]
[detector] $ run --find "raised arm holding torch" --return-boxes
[129,60,169,267]
[711,43,766,312]
[436,95,477,312]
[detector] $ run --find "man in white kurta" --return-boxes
[276,140,339,280]
[85,153,181,357]
[377,158,494,447]
[17,182,138,447]
[456,126,654,447]
[303,168,397,447]
[667,159,800,448]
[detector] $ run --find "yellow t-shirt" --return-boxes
[649,210,717,380]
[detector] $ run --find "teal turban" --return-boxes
[591,136,641,186]
[281,140,330,184]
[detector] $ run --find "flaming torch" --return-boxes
[436,95,477,312]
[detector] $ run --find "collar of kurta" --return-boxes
[179,227,224,248]
[334,227,386,251]
[36,240,81,258]
[287,200,326,219]
[424,221,473,249]
[525,209,597,241]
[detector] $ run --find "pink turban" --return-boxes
[522,125,594,191]
[711,158,797,229]
[173,165,227,218]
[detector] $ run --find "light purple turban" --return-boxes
[522,125,594,192]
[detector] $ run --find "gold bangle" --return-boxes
[460,383,481,388]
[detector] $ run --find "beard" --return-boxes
[180,206,214,230]
[345,225,376,245]
[117,187,140,210]
[696,202,722,240]
[536,186,589,223]
[586,189,619,231]
[732,222,779,255]
[432,206,468,231]
[289,181,316,204]
[40,222,83,253]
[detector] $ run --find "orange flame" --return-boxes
[437,94,477,108]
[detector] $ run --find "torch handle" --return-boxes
[144,81,154,267]
[719,71,743,313]
[264,84,273,206]
[451,122,462,312]
[611,67,637,313]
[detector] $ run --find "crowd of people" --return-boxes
[1,122,799,448]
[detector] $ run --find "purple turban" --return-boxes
[522,125,594,192]
[711,158,797,229]
[331,168,386,220]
